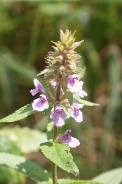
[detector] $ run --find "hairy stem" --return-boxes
[52,72,62,184]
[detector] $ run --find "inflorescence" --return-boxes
[30,30,87,148]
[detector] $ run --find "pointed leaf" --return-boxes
[73,95,99,106]
[0,104,35,123]
[92,167,122,184]
[40,142,79,177]
[78,67,86,79]
[0,153,50,182]
[51,41,63,51]
[37,68,49,76]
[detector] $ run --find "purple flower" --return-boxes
[67,75,87,98]
[32,94,49,111]
[59,130,80,148]
[71,103,84,122]
[50,105,67,127]
[30,79,46,96]
[67,74,79,89]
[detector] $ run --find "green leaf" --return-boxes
[78,67,86,79]
[73,94,99,106]
[47,121,54,140]
[58,117,72,135]
[40,142,79,177]
[0,152,51,182]
[92,167,122,184]
[0,104,35,123]
[37,68,49,76]
[62,86,73,105]
[42,179,102,184]
[58,179,103,184]
[0,126,47,153]
[51,41,63,51]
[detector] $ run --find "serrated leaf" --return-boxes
[92,167,122,184]
[73,95,99,106]
[0,104,35,123]
[40,142,79,177]
[0,153,50,182]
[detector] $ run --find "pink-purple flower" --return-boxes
[59,130,80,148]
[32,94,49,111]
[67,74,87,98]
[50,105,67,127]
[71,103,84,122]
[30,79,46,96]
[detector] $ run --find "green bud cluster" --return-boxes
[44,29,84,78]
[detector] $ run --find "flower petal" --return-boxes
[68,137,80,148]
[32,94,49,111]
[50,105,66,127]
[59,130,80,148]
[30,79,46,96]
[67,75,87,98]
[71,103,83,123]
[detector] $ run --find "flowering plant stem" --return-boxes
[52,71,62,184]
[0,29,102,184]
[52,159,58,184]
[52,125,58,184]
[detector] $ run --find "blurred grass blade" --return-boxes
[0,51,37,80]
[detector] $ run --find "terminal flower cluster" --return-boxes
[30,30,87,148]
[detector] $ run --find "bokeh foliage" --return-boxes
[0,1,122,183]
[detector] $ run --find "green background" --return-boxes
[0,1,122,183]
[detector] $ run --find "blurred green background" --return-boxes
[0,1,122,184]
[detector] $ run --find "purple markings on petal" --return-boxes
[59,130,80,148]
[67,74,79,89]
[30,79,46,96]
[50,105,67,127]
[71,103,84,123]
[67,75,87,98]
[32,94,49,111]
